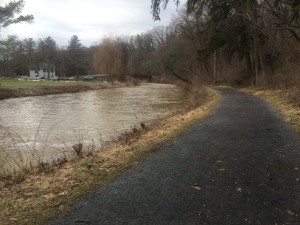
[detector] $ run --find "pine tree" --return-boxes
[66,35,85,76]
[0,0,33,31]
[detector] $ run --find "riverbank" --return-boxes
[0,86,219,225]
[0,80,125,100]
[242,87,300,134]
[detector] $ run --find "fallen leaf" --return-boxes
[294,167,299,170]
[29,175,41,180]
[192,183,202,190]
[236,187,243,192]
[0,181,5,189]
[9,218,18,222]
[24,192,34,196]
[287,210,294,215]
[42,193,55,199]
[58,191,68,196]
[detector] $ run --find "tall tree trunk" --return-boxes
[254,35,259,86]
[213,51,217,85]
[247,47,254,87]
[257,42,265,86]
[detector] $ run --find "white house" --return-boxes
[29,68,57,80]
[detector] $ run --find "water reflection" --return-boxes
[0,83,182,162]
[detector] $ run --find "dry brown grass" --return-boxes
[0,87,219,225]
[242,87,300,134]
[182,85,212,110]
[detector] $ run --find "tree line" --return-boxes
[0,35,91,77]
[151,0,300,87]
[1,0,299,87]
[0,25,197,82]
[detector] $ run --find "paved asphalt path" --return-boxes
[50,87,300,225]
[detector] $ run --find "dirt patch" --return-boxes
[0,88,219,225]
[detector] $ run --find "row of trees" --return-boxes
[0,0,229,83]
[91,24,206,84]
[0,35,92,77]
[0,1,95,78]
[150,0,300,87]
[1,0,299,87]
[90,0,300,87]
[0,30,169,79]
[0,25,190,81]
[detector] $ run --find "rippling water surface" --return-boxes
[0,83,182,162]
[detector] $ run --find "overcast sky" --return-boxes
[1,0,186,47]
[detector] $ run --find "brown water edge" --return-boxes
[0,82,124,100]
[0,83,183,178]
[0,82,123,174]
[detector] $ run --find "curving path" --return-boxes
[50,87,300,225]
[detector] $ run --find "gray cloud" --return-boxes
[1,0,185,46]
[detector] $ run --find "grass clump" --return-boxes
[183,85,212,110]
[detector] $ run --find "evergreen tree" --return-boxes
[66,35,85,76]
[37,36,57,65]
[0,0,33,31]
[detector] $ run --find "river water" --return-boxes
[0,83,182,165]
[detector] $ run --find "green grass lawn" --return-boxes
[0,79,90,88]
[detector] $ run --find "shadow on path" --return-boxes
[50,87,300,225]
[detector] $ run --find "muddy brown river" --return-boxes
[0,83,182,167]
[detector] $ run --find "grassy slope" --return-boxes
[0,80,72,87]
[0,87,219,225]
[0,79,113,100]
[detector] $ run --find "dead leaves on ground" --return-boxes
[192,183,202,191]
[235,187,243,192]
[287,209,295,215]
[41,192,55,200]
[9,218,18,222]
